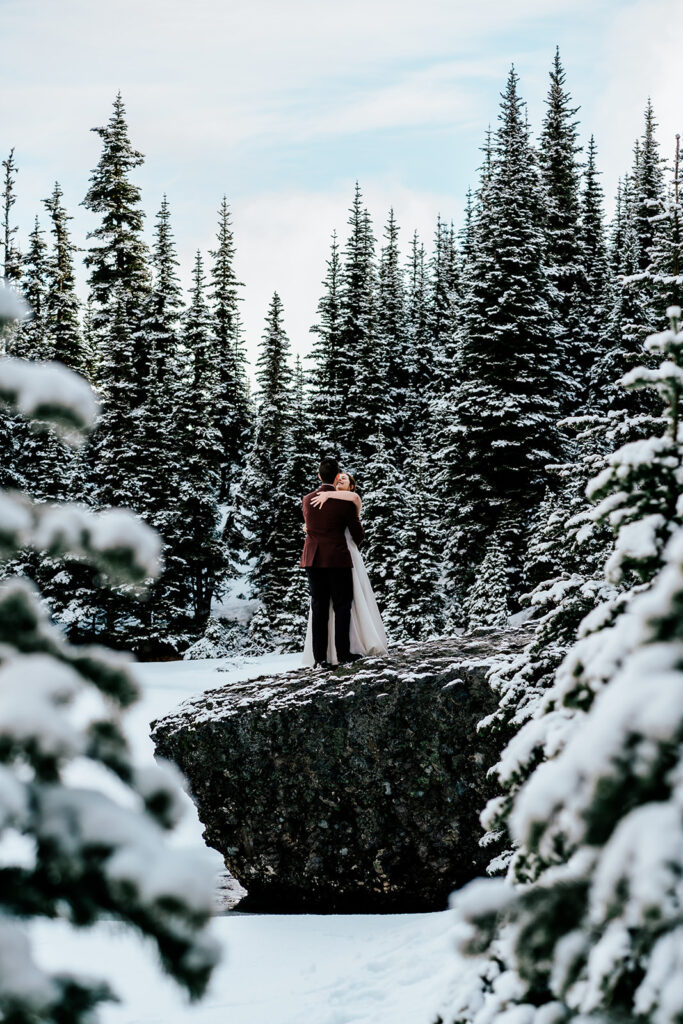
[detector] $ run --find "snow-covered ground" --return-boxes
[33,651,457,1024]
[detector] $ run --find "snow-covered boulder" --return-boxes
[151,628,530,912]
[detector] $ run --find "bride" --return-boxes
[302,472,389,667]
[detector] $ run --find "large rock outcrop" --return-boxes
[151,630,529,912]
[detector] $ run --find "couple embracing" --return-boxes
[300,457,388,669]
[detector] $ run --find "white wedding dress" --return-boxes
[302,528,389,666]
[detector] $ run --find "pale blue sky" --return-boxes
[2,0,681,371]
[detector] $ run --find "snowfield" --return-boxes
[31,651,457,1024]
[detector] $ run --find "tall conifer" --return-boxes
[174,252,227,624]
[1,148,22,282]
[81,92,150,392]
[8,217,49,361]
[538,48,586,403]
[377,209,408,449]
[308,230,347,460]
[240,292,294,593]
[342,185,379,465]
[43,182,84,373]
[209,196,251,505]
[440,67,563,611]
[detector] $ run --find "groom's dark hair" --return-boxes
[318,456,340,483]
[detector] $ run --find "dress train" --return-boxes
[302,529,388,666]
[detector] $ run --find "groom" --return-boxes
[301,456,365,669]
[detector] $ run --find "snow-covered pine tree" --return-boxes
[308,230,348,462]
[81,91,151,393]
[429,213,460,398]
[341,185,381,464]
[640,131,683,314]
[404,231,433,432]
[633,98,667,281]
[15,183,83,504]
[81,296,99,383]
[537,47,586,408]
[385,434,444,641]
[266,355,317,647]
[132,196,189,654]
[241,293,295,644]
[439,68,564,615]
[0,285,219,1022]
[0,149,23,487]
[592,105,667,414]
[478,155,682,864]
[209,195,252,506]
[7,217,49,361]
[1,148,22,284]
[173,251,228,627]
[580,136,611,382]
[92,282,141,511]
[360,431,402,618]
[463,531,510,630]
[480,399,671,878]
[43,182,85,374]
[70,282,146,643]
[443,308,683,1023]
[377,208,409,454]
[449,525,683,1023]
[138,195,183,393]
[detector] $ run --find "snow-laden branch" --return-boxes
[0,358,98,436]
[0,493,161,583]
[0,279,30,325]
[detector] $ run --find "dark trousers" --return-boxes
[305,567,353,664]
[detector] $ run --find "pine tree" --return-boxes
[0,296,219,1022]
[261,356,316,647]
[241,293,294,623]
[593,106,668,416]
[0,150,23,485]
[9,186,83,504]
[360,432,402,616]
[92,282,141,510]
[8,216,49,361]
[446,306,683,1023]
[640,132,683,314]
[133,197,188,653]
[377,208,408,451]
[429,214,460,396]
[440,68,564,612]
[1,147,22,283]
[385,435,443,640]
[174,252,227,625]
[452,526,683,1022]
[81,92,150,386]
[580,135,611,381]
[308,230,347,461]
[538,48,586,405]
[463,531,510,629]
[341,185,380,464]
[209,196,251,505]
[140,195,183,390]
[43,182,85,373]
[404,231,433,430]
[633,98,666,277]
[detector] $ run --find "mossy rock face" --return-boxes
[151,630,529,912]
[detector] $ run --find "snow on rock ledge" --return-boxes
[151,629,529,912]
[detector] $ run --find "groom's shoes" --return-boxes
[337,653,363,667]
[314,660,333,671]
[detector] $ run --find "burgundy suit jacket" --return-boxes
[300,484,365,569]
